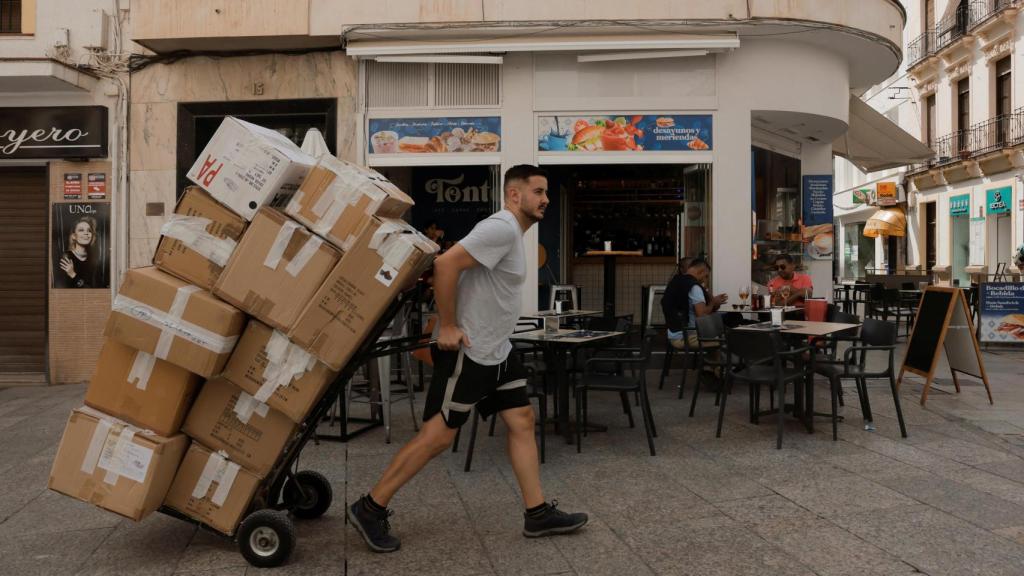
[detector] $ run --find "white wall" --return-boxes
[2,0,115,58]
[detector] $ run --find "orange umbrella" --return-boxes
[863,207,906,238]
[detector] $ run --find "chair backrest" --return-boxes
[549,284,580,311]
[804,299,829,322]
[694,313,724,340]
[860,318,897,347]
[901,282,916,290]
[882,288,900,305]
[869,283,885,300]
[642,285,667,335]
[725,329,780,366]
[832,310,861,324]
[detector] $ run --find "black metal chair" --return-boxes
[813,318,907,439]
[575,334,656,456]
[865,283,886,320]
[688,314,727,417]
[881,288,915,338]
[718,329,813,449]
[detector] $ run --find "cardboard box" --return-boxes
[182,377,295,477]
[153,186,248,291]
[284,155,414,251]
[222,320,337,423]
[84,339,203,437]
[49,407,189,521]
[214,208,341,332]
[290,217,438,370]
[186,116,315,221]
[164,442,261,535]
[105,267,247,378]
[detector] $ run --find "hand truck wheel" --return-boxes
[282,470,333,520]
[237,509,296,567]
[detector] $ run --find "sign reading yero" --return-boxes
[0,106,108,159]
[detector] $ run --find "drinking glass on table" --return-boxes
[780,284,791,304]
[738,286,749,308]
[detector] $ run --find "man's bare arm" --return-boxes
[433,245,480,350]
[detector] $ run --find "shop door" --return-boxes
[0,167,48,374]
[952,215,970,285]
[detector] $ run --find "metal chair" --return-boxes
[718,329,813,449]
[688,314,727,417]
[881,288,915,338]
[575,333,656,456]
[549,284,581,312]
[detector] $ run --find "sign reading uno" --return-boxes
[0,106,108,159]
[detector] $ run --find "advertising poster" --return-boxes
[87,173,106,199]
[802,175,834,260]
[367,117,501,154]
[52,202,110,289]
[537,114,712,152]
[876,181,898,206]
[63,173,82,200]
[980,283,1024,343]
[409,166,496,251]
[852,187,871,205]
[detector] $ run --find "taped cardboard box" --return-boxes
[214,208,340,332]
[290,217,438,370]
[164,442,261,535]
[285,155,414,251]
[186,116,315,221]
[104,267,247,378]
[48,406,189,521]
[182,377,295,477]
[85,339,203,437]
[153,186,247,291]
[222,320,337,423]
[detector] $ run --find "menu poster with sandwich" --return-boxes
[368,117,501,154]
[980,283,1024,343]
[801,175,834,260]
[537,115,712,152]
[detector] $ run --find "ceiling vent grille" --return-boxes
[366,61,501,108]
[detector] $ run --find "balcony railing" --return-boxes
[907,107,1024,173]
[968,0,1019,30]
[907,29,936,67]
[935,2,974,52]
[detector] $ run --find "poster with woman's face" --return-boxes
[52,203,110,289]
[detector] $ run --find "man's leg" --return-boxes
[500,405,544,508]
[370,413,458,506]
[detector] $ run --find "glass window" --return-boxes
[751,147,802,286]
[0,0,21,33]
[957,78,970,151]
[952,214,970,285]
[843,222,874,280]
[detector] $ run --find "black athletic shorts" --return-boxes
[423,345,531,428]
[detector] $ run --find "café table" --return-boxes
[511,328,625,443]
[728,305,802,319]
[584,250,643,317]
[734,320,861,432]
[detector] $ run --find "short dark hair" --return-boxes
[774,254,795,265]
[688,257,711,271]
[504,164,548,191]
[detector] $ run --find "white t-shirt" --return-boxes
[453,210,525,365]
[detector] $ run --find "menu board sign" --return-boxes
[367,117,501,154]
[979,282,1024,343]
[537,114,712,152]
[802,175,834,261]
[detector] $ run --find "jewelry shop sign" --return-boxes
[0,106,108,159]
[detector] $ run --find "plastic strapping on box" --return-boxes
[285,191,304,215]
[102,427,137,485]
[154,285,202,359]
[211,461,240,506]
[160,215,238,267]
[127,351,157,391]
[80,418,113,475]
[112,294,238,355]
[284,235,323,277]
[233,390,270,424]
[254,331,316,402]
[77,407,154,479]
[264,220,300,270]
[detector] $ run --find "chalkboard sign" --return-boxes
[898,287,992,405]
[903,289,954,375]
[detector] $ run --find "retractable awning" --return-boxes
[343,33,740,57]
[863,207,906,238]
[833,96,934,173]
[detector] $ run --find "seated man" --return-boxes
[661,258,727,349]
[768,254,813,307]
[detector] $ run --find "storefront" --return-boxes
[0,104,114,383]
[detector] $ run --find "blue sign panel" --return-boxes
[987,186,1011,215]
[367,117,501,154]
[979,282,1024,343]
[950,193,971,216]
[537,114,712,152]
[802,175,834,226]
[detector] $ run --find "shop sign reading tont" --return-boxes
[367,117,501,154]
[986,186,1011,215]
[537,115,712,152]
[1,106,108,159]
[980,283,1024,343]
[802,175,834,260]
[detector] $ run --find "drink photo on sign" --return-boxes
[52,203,110,289]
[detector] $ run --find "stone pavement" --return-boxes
[2,344,1024,576]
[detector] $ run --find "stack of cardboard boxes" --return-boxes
[49,117,437,535]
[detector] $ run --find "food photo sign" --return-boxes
[537,114,712,152]
[367,117,501,154]
[801,175,834,260]
[979,283,1024,343]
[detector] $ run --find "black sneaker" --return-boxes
[348,495,401,553]
[523,500,589,538]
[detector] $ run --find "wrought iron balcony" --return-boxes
[906,108,1024,174]
[906,29,936,67]
[968,0,1019,30]
[935,2,974,52]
